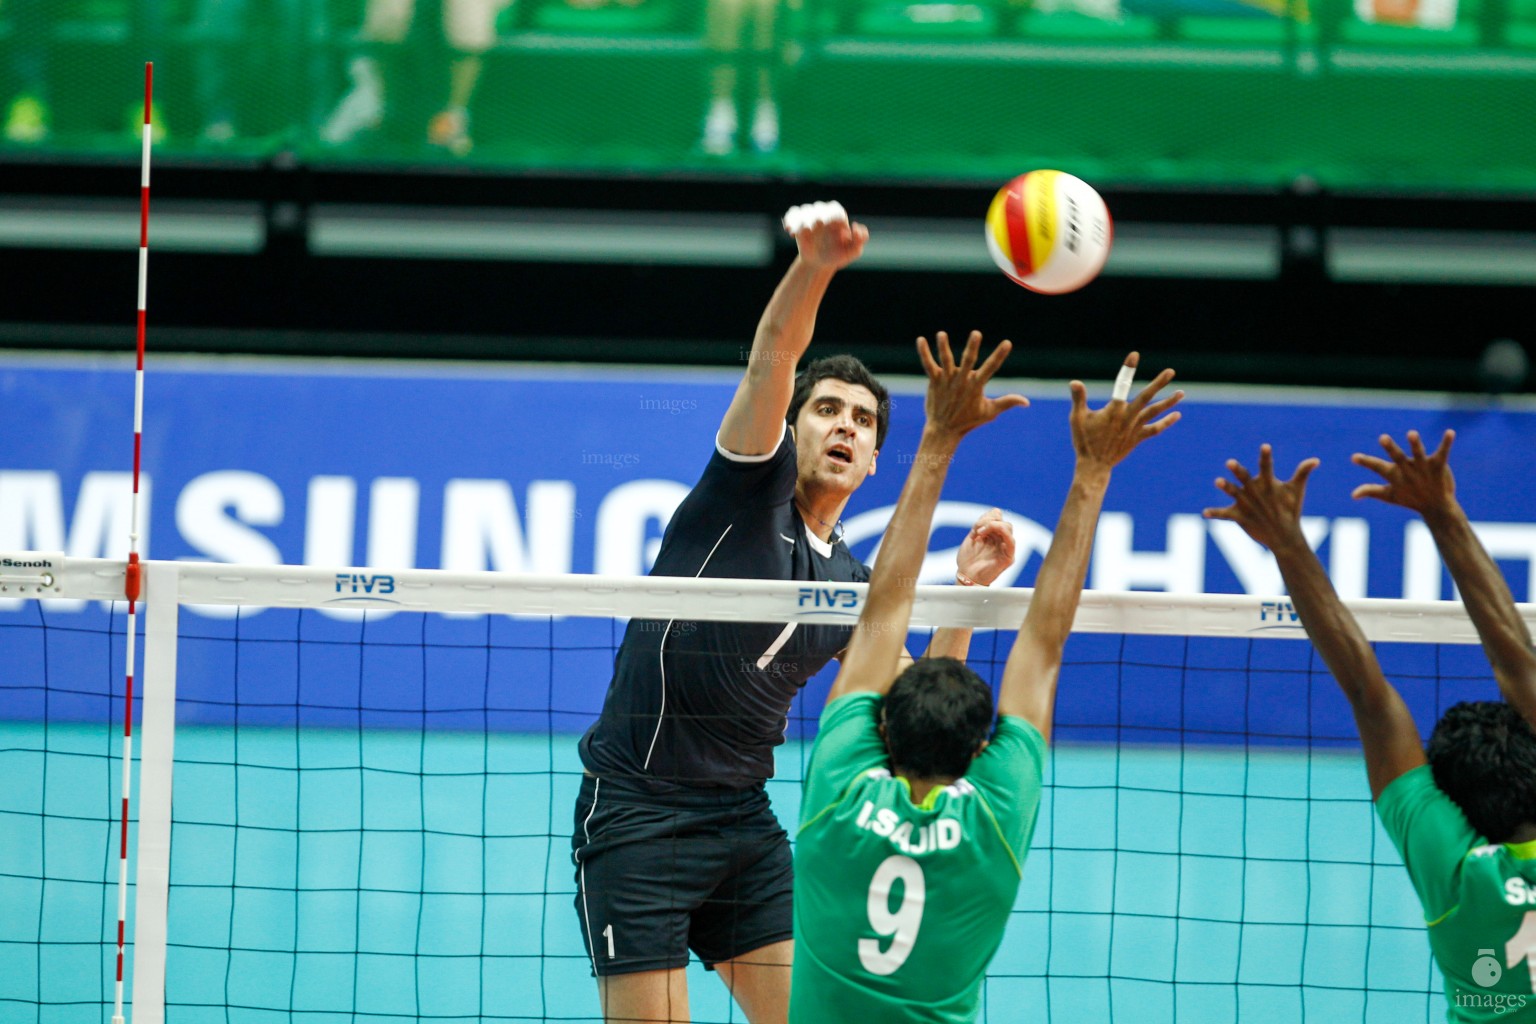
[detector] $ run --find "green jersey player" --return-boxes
[1206,431,1536,1022]
[791,337,1183,1023]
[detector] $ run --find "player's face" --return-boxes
[792,380,880,494]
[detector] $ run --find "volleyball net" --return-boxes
[3,554,1515,1023]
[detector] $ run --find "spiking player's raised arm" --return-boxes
[718,202,867,458]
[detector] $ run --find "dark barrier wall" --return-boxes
[3,0,1535,189]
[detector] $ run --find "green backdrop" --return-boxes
[2,0,1533,190]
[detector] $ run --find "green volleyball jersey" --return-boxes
[791,692,1046,1023]
[1377,765,1536,1022]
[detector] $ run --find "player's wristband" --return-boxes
[955,571,983,587]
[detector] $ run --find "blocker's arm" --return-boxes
[1353,429,1536,731]
[1207,446,1425,799]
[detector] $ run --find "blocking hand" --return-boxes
[916,330,1030,441]
[1203,444,1318,552]
[1350,429,1457,517]
[1070,352,1182,471]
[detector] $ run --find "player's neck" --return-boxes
[794,485,850,543]
[899,772,956,807]
[1510,822,1536,844]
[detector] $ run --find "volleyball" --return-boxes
[985,170,1113,294]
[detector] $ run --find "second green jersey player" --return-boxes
[790,337,1183,1023]
[1207,430,1536,1022]
[1378,764,1536,1017]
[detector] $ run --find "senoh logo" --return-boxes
[1,557,55,569]
[329,573,398,604]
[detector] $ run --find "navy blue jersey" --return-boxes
[579,428,872,791]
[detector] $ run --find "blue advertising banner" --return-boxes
[2,355,1532,742]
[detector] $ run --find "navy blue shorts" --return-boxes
[571,774,794,977]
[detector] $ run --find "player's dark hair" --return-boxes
[1426,700,1536,843]
[787,355,890,450]
[880,658,995,780]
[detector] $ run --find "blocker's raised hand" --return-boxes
[1351,429,1457,517]
[1203,444,1318,552]
[1070,352,1182,470]
[916,330,1030,440]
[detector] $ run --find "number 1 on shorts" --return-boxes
[603,923,615,959]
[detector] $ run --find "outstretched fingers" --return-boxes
[936,331,957,372]
[1351,451,1393,479]
[1289,457,1321,488]
[1070,380,1088,415]
[1129,367,1178,414]
[1204,475,1240,520]
[1226,458,1253,485]
[1135,388,1185,440]
[1139,390,1183,420]
[971,336,1028,410]
[915,336,940,378]
[1432,428,1456,462]
[1110,352,1140,404]
[1379,433,1410,465]
[974,337,1013,382]
[957,330,982,373]
[1352,482,1391,502]
[1139,410,1182,440]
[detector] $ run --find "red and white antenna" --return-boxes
[113,61,152,1024]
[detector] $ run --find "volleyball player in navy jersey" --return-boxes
[572,202,1022,1023]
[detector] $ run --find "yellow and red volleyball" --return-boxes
[985,170,1113,295]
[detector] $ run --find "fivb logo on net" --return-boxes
[1461,947,1529,1015]
[330,572,399,605]
[797,586,860,617]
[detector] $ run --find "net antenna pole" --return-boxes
[113,60,153,1024]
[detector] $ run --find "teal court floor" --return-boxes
[1,723,1444,1023]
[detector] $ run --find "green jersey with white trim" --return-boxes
[791,692,1046,1023]
[1377,765,1536,1022]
